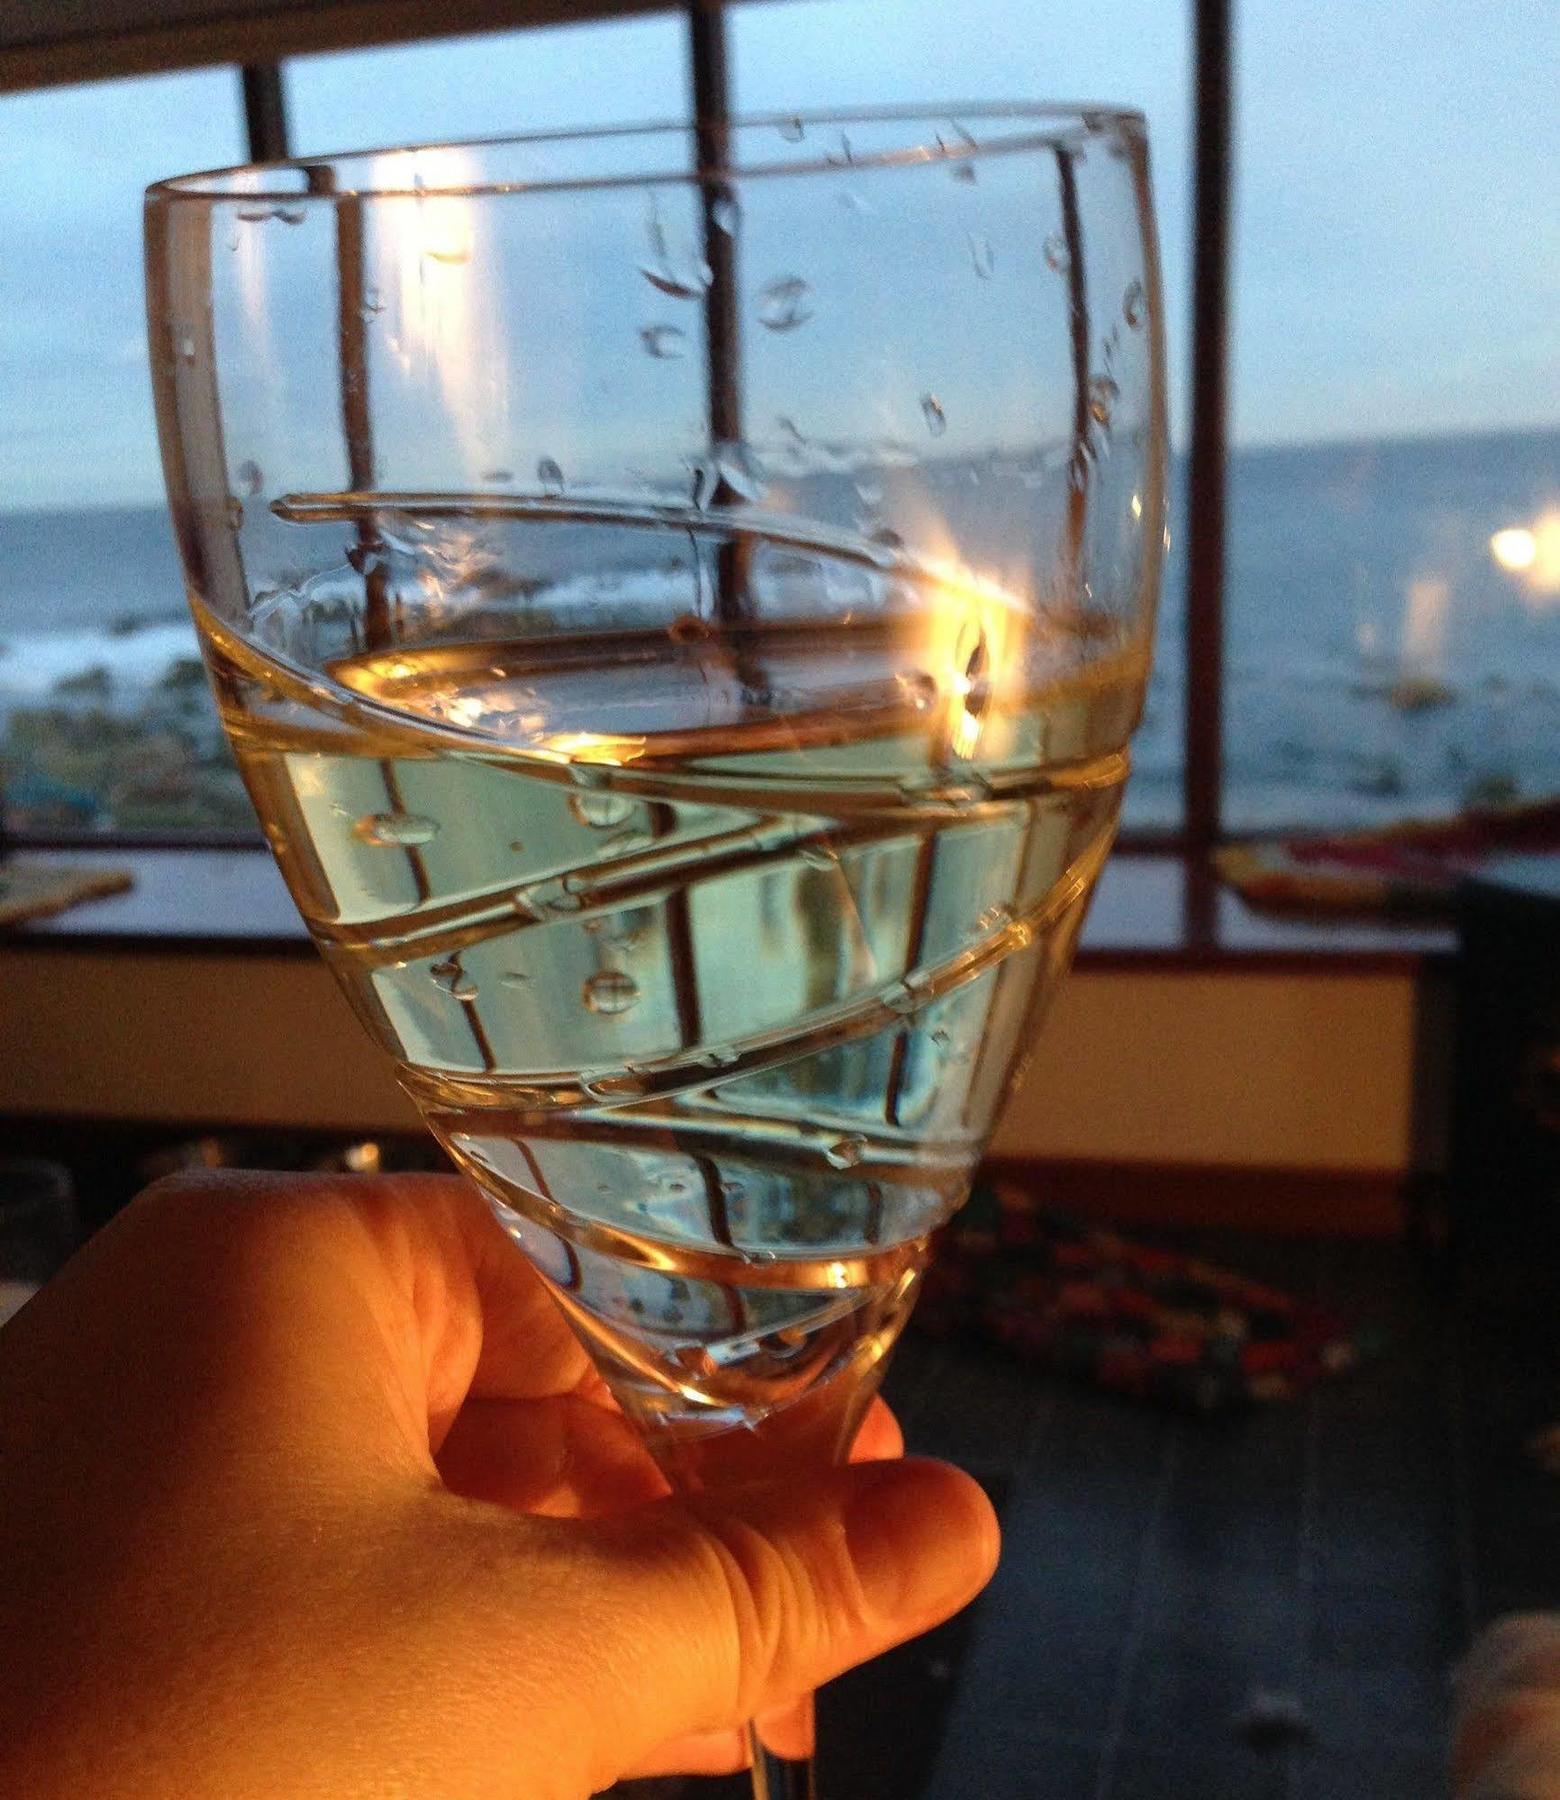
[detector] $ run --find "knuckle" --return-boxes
[690,1502,865,1715]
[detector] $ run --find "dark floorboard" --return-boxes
[608,1231,1560,1799]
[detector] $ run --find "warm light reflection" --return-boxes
[372,147,491,468]
[233,212,274,373]
[905,504,1029,765]
[1490,509,1560,608]
[1401,574,1450,673]
[544,731,645,767]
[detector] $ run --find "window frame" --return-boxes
[4,0,1232,858]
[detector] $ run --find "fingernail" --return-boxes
[843,1457,1000,1622]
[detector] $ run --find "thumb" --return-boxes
[476,1455,998,1794]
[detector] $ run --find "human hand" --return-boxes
[0,1171,998,1798]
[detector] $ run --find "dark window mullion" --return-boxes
[240,63,290,162]
[1183,0,1232,850]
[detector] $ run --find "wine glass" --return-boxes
[146,105,1165,1799]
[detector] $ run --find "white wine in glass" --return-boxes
[147,105,1165,1798]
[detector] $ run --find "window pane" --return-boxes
[733,0,1192,831]
[288,15,691,151]
[1,68,248,835]
[1227,0,1560,830]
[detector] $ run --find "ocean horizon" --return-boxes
[2,424,1556,832]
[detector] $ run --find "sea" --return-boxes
[2,425,1556,834]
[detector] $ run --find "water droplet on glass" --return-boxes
[354,811,439,848]
[824,1134,868,1171]
[236,459,263,497]
[920,394,948,437]
[668,612,713,646]
[950,161,978,185]
[1123,278,1146,330]
[431,958,477,1000]
[967,233,996,279]
[482,467,514,485]
[639,209,713,303]
[711,190,741,235]
[235,204,276,223]
[1044,231,1070,274]
[884,983,920,1017]
[569,790,636,830]
[714,441,766,502]
[779,116,806,143]
[639,324,687,360]
[499,970,530,989]
[536,457,565,494]
[977,902,1014,935]
[838,190,873,216]
[775,417,809,461]
[361,285,385,316]
[757,276,814,332]
[800,843,837,870]
[685,456,718,511]
[176,329,197,364]
[583,970,640,1016]
[870,526,906,557]
[930,1028,952,1054]
[1088,374,1120,427]
[853,475,884,507]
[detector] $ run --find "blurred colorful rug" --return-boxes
[918,1178,1359,1414]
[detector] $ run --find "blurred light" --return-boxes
[1490,510,1560,609]
[1491,526,1536,572]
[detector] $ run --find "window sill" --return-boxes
[2,843,1456,974]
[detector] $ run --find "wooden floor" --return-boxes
[613,1233,1560,1800]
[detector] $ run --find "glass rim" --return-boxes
[144,101,1148,206]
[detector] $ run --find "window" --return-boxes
[731,0,1193,831]
[287,14,691,152]
[0,68,246,834]
[24,4,1539,862]
[3,2,1193,845]
[1225,0,1560,830]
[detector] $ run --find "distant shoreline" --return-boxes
[2,422,1555,523]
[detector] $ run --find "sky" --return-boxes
[0,0,1555,511]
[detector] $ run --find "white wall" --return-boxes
[0,948,1434,1173]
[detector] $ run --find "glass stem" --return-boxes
[747,1716,818,1800]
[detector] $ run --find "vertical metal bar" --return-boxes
[240,64,290,163]
[688,0,741,462]
[305,163,391,652]
[1183,0,1233,847]
[686,0,759,674]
